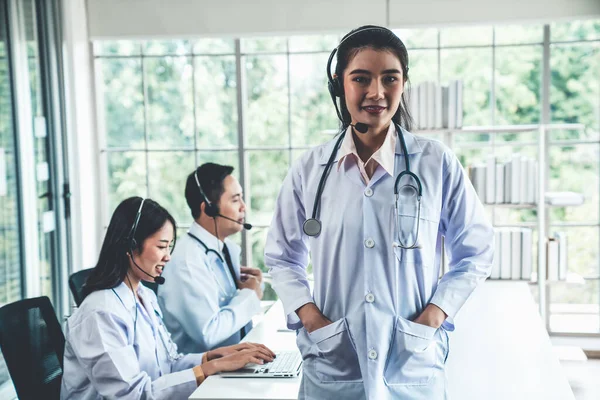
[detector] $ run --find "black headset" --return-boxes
[326,25,401,124]
[126,198,146,251]
[194,170,219,218]
[126,198,166,285]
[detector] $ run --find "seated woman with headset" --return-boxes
[61,196,275,399]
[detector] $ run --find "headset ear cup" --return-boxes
[329,78,343,97]
[204,202,219,218]
[328,80,337,99]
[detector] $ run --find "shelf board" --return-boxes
[485,203,537,209]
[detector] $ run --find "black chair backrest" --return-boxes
[68,268,93,307]
[0,296,65,400]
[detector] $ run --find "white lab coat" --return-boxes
[265,127,494,399]
[158,222,260,353]
[61,282,205,399]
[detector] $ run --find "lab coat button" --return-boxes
[365,293,375,303]
[364,188,373,197]
[368,349,378,360]
[365,238,375,248]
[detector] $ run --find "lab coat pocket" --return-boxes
[309,317,362,383]
[384,316,441,386]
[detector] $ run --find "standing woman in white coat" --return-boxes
[61,197,274,400]
[265,26,493,400]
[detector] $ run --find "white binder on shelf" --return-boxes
[427,81,436,130]
[554,232,568,281]
[491,230,501,279]
[504,161,512,204]
[448,80,457,129]
[495,164,504,204]
[486,156,495,204]
[547,238,559,282]
[511,154,521,204]
[511,230,522,280]
[455,79,464,128]
[500,229,512,279]
[521,229,533,281]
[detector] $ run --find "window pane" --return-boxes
[93,40,141,56]
[145,57,194,149]
[494,24,543,45]
[106,152,147,223]
[440,26,493,47]
[289,35,339,52]
[495,46,541,125]
[245,55,289,146]
[242,37,287,53]
[290,53,338,147]
[195,56,238,147]
[193,39,235,54]
[147,151,195,225]
[551,19,600,42]
[96,58,144,149]
[246,150,289,226]
[195,150,239,172]
[549,144,599,223]
[441,48,492,126]
[142,40,191,56]
[249,226,278,300]
[550,128,599,142]
[394,28,438,49]
[407,49,438,88]
[550,43,599,135]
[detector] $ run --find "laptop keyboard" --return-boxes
[261,351,301,374]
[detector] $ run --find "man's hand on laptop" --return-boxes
[207,342,276,361]
[202,347,276,376]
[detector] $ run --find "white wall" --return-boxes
[62,0,103,272]
[86,0,600,39]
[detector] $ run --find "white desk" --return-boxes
[446,281,574,400]
[189,301,301,400]
[190,281,574,400]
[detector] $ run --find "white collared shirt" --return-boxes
[158,222,261,353]
[61,282,205,399]
[337,124,397,184]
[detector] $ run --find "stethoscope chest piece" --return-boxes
[303,218,322,237]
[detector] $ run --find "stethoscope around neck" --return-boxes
[302,122,423,250]
[187,232,236,300]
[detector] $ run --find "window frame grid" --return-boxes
[94,26,600,334]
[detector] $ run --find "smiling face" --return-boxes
[342,48,405,134]
[129,221,174,283]
[215,174,247,238]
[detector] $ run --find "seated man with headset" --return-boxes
[158,163,263,354]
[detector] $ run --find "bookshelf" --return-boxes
[424,123,585,323]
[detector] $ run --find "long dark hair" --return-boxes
[335,25,413,132]
[82,197,177,299]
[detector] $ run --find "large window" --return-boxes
[94,20,600,332]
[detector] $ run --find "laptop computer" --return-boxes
[219,350,302,378]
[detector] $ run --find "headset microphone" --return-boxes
[129,253,166,284]
[218,214,252,230]
[127,198,166,285]
[351,123,369,134]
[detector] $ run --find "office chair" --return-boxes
[69,268,158,307]
[0,296,65,400]
[68,268,93,307]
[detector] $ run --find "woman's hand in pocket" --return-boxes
[297,303,332,333]
[413,304,447,329]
